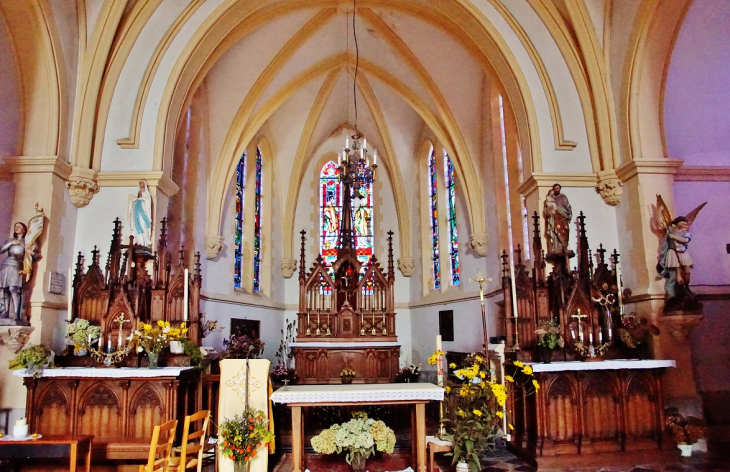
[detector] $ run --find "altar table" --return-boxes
[509,360,675,460]
[270,383,444,472]
[0,434,93,472]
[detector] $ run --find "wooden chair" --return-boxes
[169,410,211,472]
[139,419,178,472]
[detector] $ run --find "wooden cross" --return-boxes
[469,270,492,305]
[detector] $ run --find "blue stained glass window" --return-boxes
[428,146,441,289]
[444,151,460,285]
[253,148,262,291]
[234,152,246,288]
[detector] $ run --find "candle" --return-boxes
[88,331,92,347]
[67,267,73,321]
[363,138,367,149]
[436,335,443,387]
[183,268,189,321]
[338,151,342,165]
[107,336,113,353]
[616,258,623,313]
[373,150,377,165]
[570,327,576,339]
[346,137,349,149]
[599,331,603,344]
[589,331,593,345]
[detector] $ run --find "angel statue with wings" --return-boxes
[0,204,45,324]
[656,195,706,312]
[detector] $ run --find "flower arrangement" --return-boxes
[618,313,659,348]
[340,368,356,378]
[65,319,100,350]
[181,338,202,366]
[665,408,706,445]
[394,364,421,383]
[9,345,53,378]
[443,354,536,472]
[535,319,564,350]
[310,411,396,467]
[129,321,187,354]
[222,334,264,359]
[199,313,224,338]
[219,406,274,467]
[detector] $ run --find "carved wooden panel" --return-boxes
[78,383,122,438]
[37,383,72,436]
[129,384,164,438]
[292,347,400,384]
[582,374,620,447]
[546,375,577,443]
[624,373,658,440]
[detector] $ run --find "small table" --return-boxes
[271,383,444,472]
[0,435,93,472]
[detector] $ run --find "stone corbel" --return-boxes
[0,326,35,353]
[397,257,414,277]
[281,258,297,278]
[659,313,703,343]
[205,234,225,260]
[595,170,623,206]
[469,232,488,257]
[67,167,100,207]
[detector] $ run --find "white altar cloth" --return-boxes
[289,341,401,348]
[527,359,675,373]
[12,366,193,378]
[270,382,444,404]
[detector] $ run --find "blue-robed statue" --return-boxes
[129,180,153,247]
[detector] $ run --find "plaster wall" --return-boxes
[0,14,19,230]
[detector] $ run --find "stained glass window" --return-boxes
[252,147,262,291]
[319,161,374,273]
[234,151,246,288]
[428,146,441,290]
[444,151,460,285]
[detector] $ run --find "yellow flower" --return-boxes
[459,385,470,397]
[464,369,476,380]
[444,386,451,394]
[522,365,533,375]
[449,363,456,369]
[479,372,486,379]
[157,320,165,328]
[508,424,514,430]
[473,409,482,417]
[180,322,186,329]
[474,355,483,363]
[513,360,524,368]
[532,379,540,390]
[427,354,438,365]
[456,409,465,417]
[505,375,514,383]
[496,411,504,419]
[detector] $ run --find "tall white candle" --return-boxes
[373,150,377,165]
[589,331,593,345]
[183,268,189,321]
[616,258,623,314]
[436,335,443,387]
[67,267,73,321]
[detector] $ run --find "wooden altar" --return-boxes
[292,151,399,383]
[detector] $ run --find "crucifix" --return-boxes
[114,312,131,349]
[571,308,588,342]
[469,270,492,352]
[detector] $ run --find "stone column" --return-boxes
[615,159,702,408]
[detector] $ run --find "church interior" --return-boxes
[0,0,729,471]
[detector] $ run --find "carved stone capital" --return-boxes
[204,235,225,260]
[397,257,414,277]
[281,258,297,278]
[0,326,35,353]
[469,232,488,257]
[596,171,623,206]
[659,313,703,343]
[66,167,100,207]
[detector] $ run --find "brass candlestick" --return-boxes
[316,309,321,336]
[360,310,365,336]
[325,312,332,336]
[371,309,376,336]
[382,311,387,336]
[306,312,311,336]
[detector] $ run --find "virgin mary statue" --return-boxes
[129,181,153,246]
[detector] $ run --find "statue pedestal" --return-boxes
[0,318,30,326]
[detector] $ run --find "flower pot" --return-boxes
[169,340,184,354]
[73,346,88,357]
[678,443,693,457]
[233,460,250,472]
[341,376,354,384]
[455,460,469,472]
[539,345,552,364]
[147,351,159,369]
[350,451,367,472]
[634,343,647,360]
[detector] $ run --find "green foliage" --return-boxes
[310,411,396,464]
[535,319,564,350]
[218,406,274,463]
[181,338,202,366]
[65,319,100,348]
[9,345,52,378]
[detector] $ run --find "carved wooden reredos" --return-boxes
[296,229,396,340]
[72,217,202,344]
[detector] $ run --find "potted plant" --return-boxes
[310,411,396,472]
[65,319,100,356]
[9,345,53,378]
[618,313,660,359]
[129,321,186,368]
[394,364,422,383]
[534,319,564,363]
[340,368,356,384]
[219,405,274,472]
[444,354,537,472]
[222,334,264,359]
[272,319,297,382]
[665,408,706,457]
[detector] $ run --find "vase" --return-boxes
[635,343,647,360]
[455,460,469,472]
[73,346,88,356]
[233,460,250,472]
[147,351,159,369]
[350,451,367,472]
[169,340,184,354]
[678,443,693,457]
[342,376,353,384]
[539,346,552,364]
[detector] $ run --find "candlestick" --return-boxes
[183,268,189,321]
[360,310,365,336]
[67,267,73,321]
[326,312,332,336]
[382,311,387,335]
[316,309,321,336]
[371,308,376,336]
[306,312,311,336]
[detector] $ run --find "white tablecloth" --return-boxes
[12,367,193,378]
[270,382,444,404]
[527,359,675,373]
